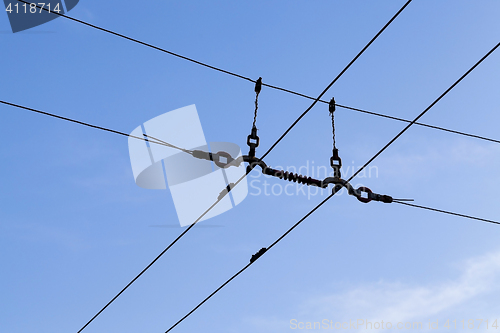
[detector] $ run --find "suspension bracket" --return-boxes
[330,148,342,178]
[247,126,260,159]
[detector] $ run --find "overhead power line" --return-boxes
[16,0,414,161]
[0,100,192,153]
[16,0,255,84]
[335,103,500,145]
[393,201,500,226]
[260,0,413,160]
[347,41,500,182]
[71,3,410,329]
[165,192,334,333]
[3,96,500,150]
[163,41,500,333]
[77,223,195,333]
[7,3,499,147]
[76,187,234,332]
[77,168,250,333]
[9,2,496,330]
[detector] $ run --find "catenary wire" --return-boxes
[163,41,500,333]
[7,6,410,326]
[0,100,191,153]
[165,192,334,333]
[8,3,500,147]
[393,201,500,226]
[346,42,500,183]
[0,99,240,332]
[4,92,500,153]
[10,1,497,327]
[77,168,250,332]
[259,0,413,160]
[2,16,496,330]
[77,183,234,332]
[16,0,254,83]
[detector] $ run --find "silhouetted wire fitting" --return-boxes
[355,187,393,203]
[255,77,262,94]
[218,183,236,201]
[329,97,336,113]
[242,156,397,204]
[192,150,243,168]
[247,126,260,159]
[330,148,342,178]
[265,168,323,187]
[250,247,267,263]
[323,177,394,204]
[243,155,265,174]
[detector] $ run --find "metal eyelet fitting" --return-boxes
[356,186,373,203]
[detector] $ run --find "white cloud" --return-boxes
[247,250,500,332]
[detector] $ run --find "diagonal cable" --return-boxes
[163,41,500,333]
[16,0,254,83]
[393,201,500,226]
[0,100,190,153]
[76,168,250,332]
[346,42,500,183]
[260,0,413,160]
[8,3,500,147]
[165,192,334,333]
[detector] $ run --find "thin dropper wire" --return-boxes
[164,41,500,333]
[260,0,413,160]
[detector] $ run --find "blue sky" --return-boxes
[1,1,500,332]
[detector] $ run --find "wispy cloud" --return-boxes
[246,250,500,332]
[377,138,500,184]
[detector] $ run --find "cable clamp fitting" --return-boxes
[192,150,242,168]
[330,148,342,178]
[218,183,236,201]
[247,126,260,158]
[250,247,267,263]
[329,97,336,113]
[355,186,393,204]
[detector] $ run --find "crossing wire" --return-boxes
[76,182,235,332]
[72,3,410,331]
[76,167,251,332]
[7,1,497,330]
[74,0,414,322]
[8,2,500,147]
[260,0,413,160]
[164,41,500,333]
[393,201,500,226]
[0,100,192,153]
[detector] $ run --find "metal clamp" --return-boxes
[192,150,243,168]
[250,247,267,263]
[322,177,394,204]
[330,148,342,178]
[247,126,260,159]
